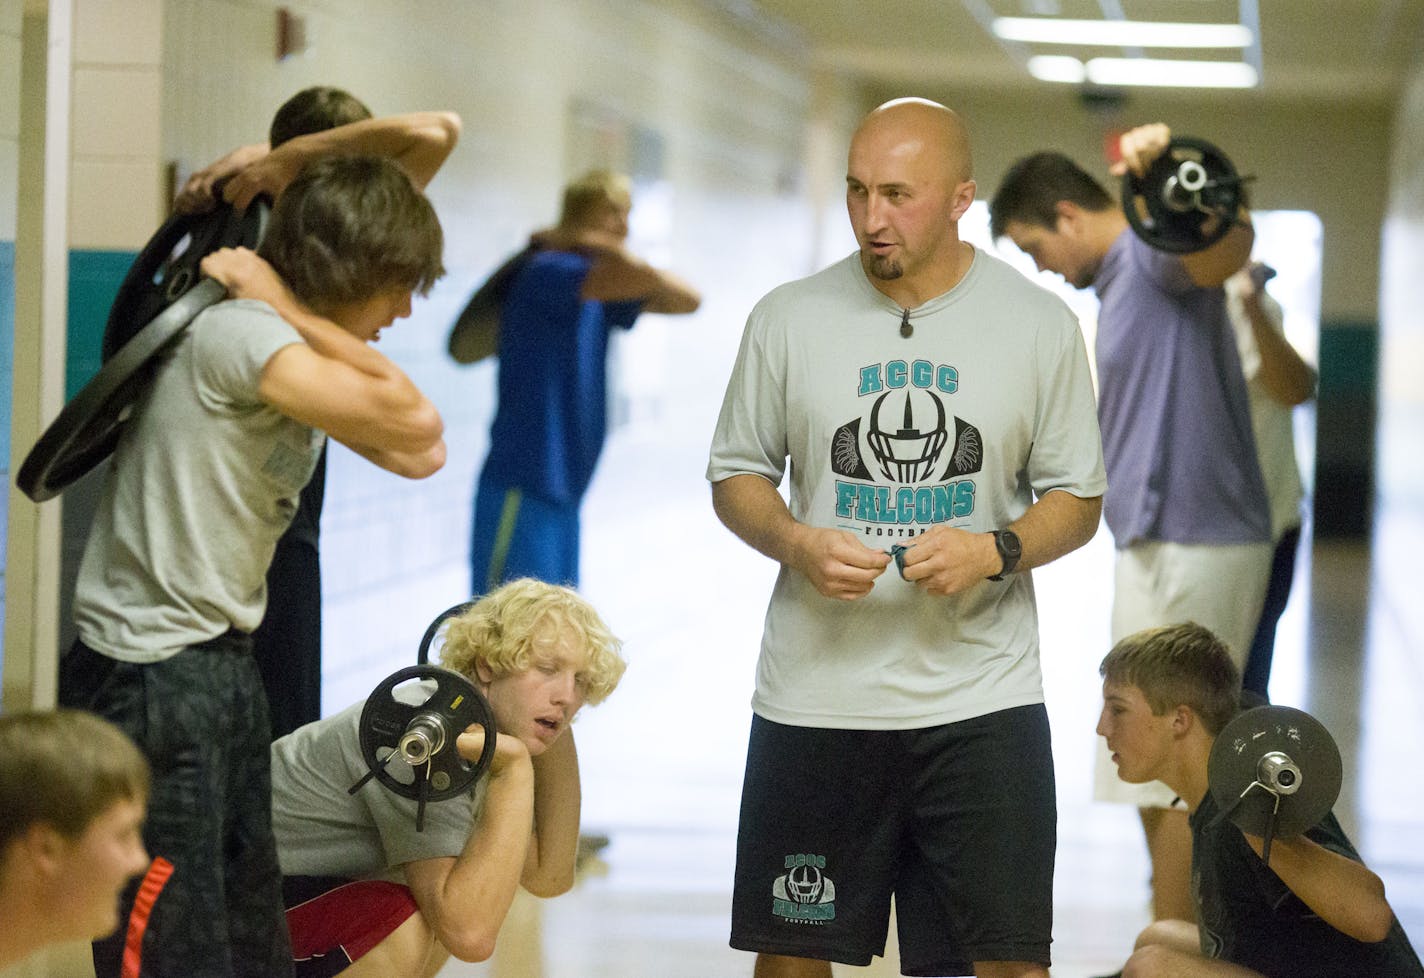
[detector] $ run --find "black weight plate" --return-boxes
[17,278,228,502]
[1123,137,1243,254]
[447,245,538,365]
[356,664,495,803]
[104,199,269,362]
[417,600,477,665]
[1208,705,1342,840]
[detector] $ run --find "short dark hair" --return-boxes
[269,86,373,148]
[0,710,149,854]
[258,155,445,311]
[989,151,1115,239]
[1099,622,1241,736]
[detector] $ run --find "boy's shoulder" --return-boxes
[184,298,301,355]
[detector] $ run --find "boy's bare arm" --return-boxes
[222,110,461,209]
[533,226,700,313]
[1236,270,1317,406]
[202,248,445,477]
[403,731,535,963]
[520,729,582,897]
[343,439,448,482]
[1243,832,1395,943]
[581,247,701,313]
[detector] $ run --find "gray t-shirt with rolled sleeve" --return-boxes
[271,700,479,879]
[707,250,1107,730]
[74,299,325,663]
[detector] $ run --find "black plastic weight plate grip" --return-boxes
[1208,705,1342,841]
[417,600,477,665]
[1122,137,1245,254]
[355,664,495,805]
[104,200,269,362]
[17,278,228,502]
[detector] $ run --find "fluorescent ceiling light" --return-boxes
[1028,56,1087,83]
[1086,57,1259,88]
[994,16,1253,48]
[1028,56,1260,89]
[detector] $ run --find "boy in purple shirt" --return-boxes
[991,123,1271,937]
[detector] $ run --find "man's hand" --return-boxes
[1112,122,1172,179]
[896,525,999,596]
[200,247,292,307]
[173,142,270,215]
[456,725,531,778]
[791,527,891,600]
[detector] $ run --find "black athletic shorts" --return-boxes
[730,704,1056,976]
[60,635,293,978]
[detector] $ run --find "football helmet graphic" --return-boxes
[866,389,949,483]
[786,863,827,905]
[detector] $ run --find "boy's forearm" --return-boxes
[523,731,582,896]
[644,266,702,314]
[257,289,427,395]
[350,439,447,480]
[279,111,460,188]
[1246,834,1394,942]
[255,295,445,457]
[1245,296,1316,406]
[429,762,536,960]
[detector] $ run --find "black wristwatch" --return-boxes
[988,529,1022,581]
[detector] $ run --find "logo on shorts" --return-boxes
[772,853,836,923]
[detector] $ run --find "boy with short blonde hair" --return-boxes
[0,710,151,969]
[1097,622,1423,977]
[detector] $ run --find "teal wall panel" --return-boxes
[1314,321,1379,538]
[66,249,135,399]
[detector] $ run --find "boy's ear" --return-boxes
[1171,704,1196,734]
[21,823,67,874]
[1053,200,1081,230]
[472,658,496,685]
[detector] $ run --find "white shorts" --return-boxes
[1094,539,1273,808]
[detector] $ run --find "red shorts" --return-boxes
[285,878,419,978]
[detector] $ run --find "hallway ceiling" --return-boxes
[743,0,1424,107]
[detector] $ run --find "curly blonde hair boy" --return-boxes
[439,579,625,705]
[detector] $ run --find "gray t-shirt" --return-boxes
[707,250,1106,729]
[1093,229,1270,547]
[74,299,325,662]
[271,699,480,880]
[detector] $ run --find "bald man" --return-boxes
[708,98,1105,978]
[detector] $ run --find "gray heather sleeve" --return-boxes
[1027,304,1108,499]
[706,299,789,486]
[189,299,304,408]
